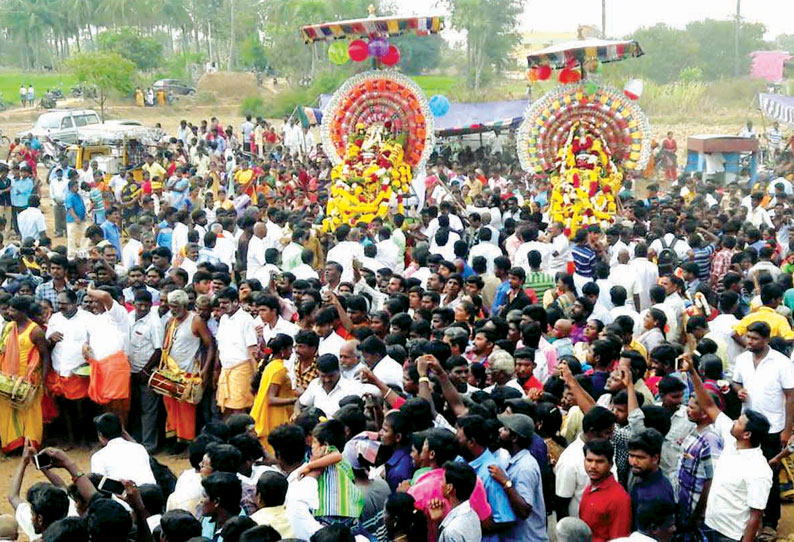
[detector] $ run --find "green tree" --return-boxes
[446,0,525,91]
[774,34,794,53]
[66,51,136,120]
[398,34,443,75]
[238,35,269,71]
[97,27,164,70]
[685,19,768,80]
[621,24,700,83]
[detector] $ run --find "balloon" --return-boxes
[368,38,390,58]
[348,40,369,62]
[585,80,599,95]
[382,44,401,66]
[328,41,349,65]
[559,68,581,84]
[624,79,644,100]
[536,65,552,80]
[429,95,450,117]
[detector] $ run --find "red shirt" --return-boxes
[522,375,543,393]
[579,475,632,542]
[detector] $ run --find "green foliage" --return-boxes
[97,27,164,71]
[66,51,136,94]
[774,34,794,53]
[238,35,269,72]
[239,95,267,117]
[685,19,767,79]
[619,19,769,83]
[446,0,525,91]
[66,51,137,118]
[261,70,352,117]
[260,0,386,82]
[679,66,703,83]
[398,34,443,75]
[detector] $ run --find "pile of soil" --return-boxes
[197,71,263,101]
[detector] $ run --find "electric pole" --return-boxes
[602,0,606,38]
[734,0,741,76]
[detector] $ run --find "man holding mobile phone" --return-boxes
[7,439,70,540]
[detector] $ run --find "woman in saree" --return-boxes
[0,295,50,453]
[250,333,297,454]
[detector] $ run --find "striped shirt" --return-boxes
[525,270,556,299]
[571,245,597,278]
[691,243,716,282]
[316,447,364,518]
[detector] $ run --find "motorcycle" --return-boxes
[38,95,57,110]
[38,136,68,171]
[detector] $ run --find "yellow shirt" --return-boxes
[628,339,648,361]
[733,306,794,340]
[143,162,166,181]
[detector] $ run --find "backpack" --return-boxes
[657,236,679,272]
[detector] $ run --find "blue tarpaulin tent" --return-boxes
[317,95,528,136]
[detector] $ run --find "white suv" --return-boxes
[18,109,102,143]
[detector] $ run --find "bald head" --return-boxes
[253,222,266,239]
[339,340,360,370]
[618,249,630,264]
[554,319,573,339]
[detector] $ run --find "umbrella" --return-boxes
[526,38,643,69]
[301,14,443,44]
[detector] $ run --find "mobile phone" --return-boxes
[33,452,52,470]
[97,476,126,496]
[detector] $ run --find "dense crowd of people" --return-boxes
[0,113,790,542]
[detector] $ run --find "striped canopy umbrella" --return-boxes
[301,15,443,44]
[526,38,643,69]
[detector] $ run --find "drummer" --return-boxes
[160,290,215,451]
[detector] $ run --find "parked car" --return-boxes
[153,79,196,96]
[17,109,101,144]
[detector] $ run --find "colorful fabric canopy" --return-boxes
[434,100,528,137]
[759,93,794,126]
[301,15,443,44]
[296,107,323,128]
[526,38,643,69]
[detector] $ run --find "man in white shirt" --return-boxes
[264,208,285,252]
[325,225,364,283]
[91,412,156,486]
[609,249,641,310]
[375,227,401,273]
[547,221,571,275]
[358,335,403,392]
[513,228,551,273]
[122,224,144,270]
[216,287,258,415]
[609,285,642,333]
[555,406,617,518]
[49,167,70,236]
[314,306,346,358]
[731,321,794,536]
[682,357,773,542]
[649,232,691,262]
[17,195,46,241]
[708,292,743,376]
[45,290,94,444]
[297,354,360,417]
[254,293,298,345]
[628,244,660,312]
[468,228,503,274]
[247,222,268,278]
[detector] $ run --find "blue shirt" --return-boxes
[10,177,33,208]
[101,220,122,256]
[467,448,516,542]
[201,509,247,542]
[490,280,511,316]
[385,445,414,492]
[504,449,547,542]
[64,191,86,223]
[571,244,597,278]
[628,469,675,530]
[157,220,173,249]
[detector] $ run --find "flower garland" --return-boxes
[322,123,413,232]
